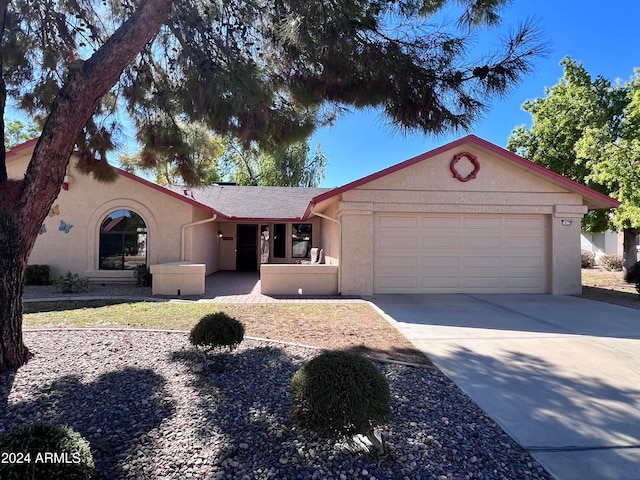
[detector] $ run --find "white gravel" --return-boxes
[0,330,553,480]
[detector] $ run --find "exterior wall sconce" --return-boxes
[218,230,223,238]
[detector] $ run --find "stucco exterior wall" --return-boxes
[317,200,340,266]
[9,155,200,281]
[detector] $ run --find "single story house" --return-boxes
[7,135,619,296]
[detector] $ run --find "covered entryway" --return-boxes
[373,213,549,293]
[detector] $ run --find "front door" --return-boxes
[236,224,258,271]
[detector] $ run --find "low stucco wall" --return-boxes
[150,262,206,295]
[260,264,339,296]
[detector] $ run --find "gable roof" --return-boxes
[304,134,620,216]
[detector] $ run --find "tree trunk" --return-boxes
[623,228,638,271]
[0,209,32,371]
[0,0,174,371]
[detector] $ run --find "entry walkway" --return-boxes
[24,271,361,304]
[368,293,640,480]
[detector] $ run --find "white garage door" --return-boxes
[374,213,548,294]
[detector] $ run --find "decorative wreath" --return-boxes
[450,152,480,182]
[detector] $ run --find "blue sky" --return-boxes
[311,0,640,188]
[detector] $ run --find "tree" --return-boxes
[226,140,327,187]
[576,71,640,269]
[507,57,638,269]
[4,119,40,149]
[119,121,225,185]
[0,0,545,371]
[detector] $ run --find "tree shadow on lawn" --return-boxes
[0,367,174,479]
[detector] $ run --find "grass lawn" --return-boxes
[23,301,430,364]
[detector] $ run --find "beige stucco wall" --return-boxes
[260,264,339,295]
[9,154,211,281]
[334,142,589,295]
[317,200,340,266]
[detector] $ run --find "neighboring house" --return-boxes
[581,231,639,262]
[7,135,618,296]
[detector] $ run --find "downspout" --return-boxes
[311,207,342,295]
[181,214,217,261]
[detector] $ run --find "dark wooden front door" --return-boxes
[236,224,258,271]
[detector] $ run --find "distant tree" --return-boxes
[507,57,638,268]
[227,140,327,187]
[0,0,545,370]
[4,119,39,149]
[119,121,225,185]
[576,71,640,269]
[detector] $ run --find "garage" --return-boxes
[374,213,549,294]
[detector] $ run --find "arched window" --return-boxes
[99,209,147,270]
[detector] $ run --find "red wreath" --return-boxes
[450,152,480,182]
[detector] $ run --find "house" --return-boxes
[7,135,619,296]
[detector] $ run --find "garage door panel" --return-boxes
[421,216,461,229]
[378,215,418,228]
[464,256,502,268]
[505,217,545,229]
[377,255,417,268]
[422,236,461,248]
[421,256,460,268]
[377,275,418,289]
[374,213,548,294]
[421,276,461,288]
[464,236,503,248]
[378,236,418,248]
[464,217,502,229]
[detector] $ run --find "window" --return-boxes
[273,224,286,258]
[99,209,147,270]
[292,223,312,258]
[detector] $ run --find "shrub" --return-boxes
[290,351,390,442]
[134,264,152,287]
[25,264,51,285]
[57,271,89,293]
[599,254,623,271]
[189,312,245,351]
[0,423,95,480]
[581,250,596,269]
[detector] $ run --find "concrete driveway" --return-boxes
[368,294,640,480]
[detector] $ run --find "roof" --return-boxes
[163,184,332,220]
[8,135,619,220]
[305,134,620,216]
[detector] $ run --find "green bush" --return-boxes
[57,271,89,294]
[581,250,596,269]
[290,351,390,439]
[0,423,95,480]
[25,264,51,285]
[599,254,623,271]
[134,264,152,287]
[189,312,245,351]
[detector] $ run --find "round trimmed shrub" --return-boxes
[0,423,95,480]
[189,312,245,351]
[290,351,390,438]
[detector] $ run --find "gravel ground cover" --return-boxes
[0,330,552,480]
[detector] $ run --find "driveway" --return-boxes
[368,294,640,480]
